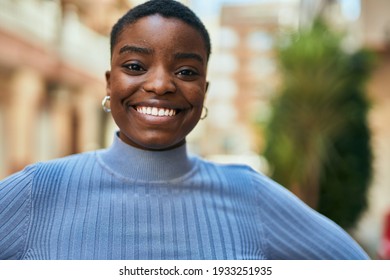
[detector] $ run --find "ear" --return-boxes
[205,81,209,93]
[105,70,111,96]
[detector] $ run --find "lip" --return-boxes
[132,107,182,125]
[131,98,183,108]
[135,106,177,117]
[127,100,188,125]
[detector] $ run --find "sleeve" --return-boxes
[253,172,369,260]
[0,165,37,260]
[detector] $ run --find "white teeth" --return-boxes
[136,106,177,117]
[158,109,165,116]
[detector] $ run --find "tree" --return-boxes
[263,19,373,229]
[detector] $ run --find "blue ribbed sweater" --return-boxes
[0,134,368,260]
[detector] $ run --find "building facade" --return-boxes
[0,0,129,177]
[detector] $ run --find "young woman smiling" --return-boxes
[0,0,369,260]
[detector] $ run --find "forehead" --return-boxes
[114,15,207,56]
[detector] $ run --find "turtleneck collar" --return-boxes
[97,133,196,182]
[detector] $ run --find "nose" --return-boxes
[142,67,176,95]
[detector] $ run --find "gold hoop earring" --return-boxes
[102,96,111,113]
[200,106,208,120]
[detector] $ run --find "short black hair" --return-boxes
[110,0,211,60]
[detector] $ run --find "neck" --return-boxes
[119,132,186,152]
[98,133,194,182]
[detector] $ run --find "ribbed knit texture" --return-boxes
[0,134,368,260]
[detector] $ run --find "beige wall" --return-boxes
[0,0,108,178]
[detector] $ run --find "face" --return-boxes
[106,15,208,151]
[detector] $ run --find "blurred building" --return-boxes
[195,0,390,258]
[197,1,298,171]
[0,0,134,177]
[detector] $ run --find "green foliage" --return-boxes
[263,19,373,230]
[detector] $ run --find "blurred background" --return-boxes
[0,0,389,259]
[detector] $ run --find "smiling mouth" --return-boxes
[135,106,178,117]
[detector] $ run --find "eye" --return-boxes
[123,63,146,73]
[176,68,199,79]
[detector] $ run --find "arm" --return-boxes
[253,173,369,260]
[0,165,36,259]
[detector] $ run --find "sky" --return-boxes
[191,0,361,21]
[190,0,274,17]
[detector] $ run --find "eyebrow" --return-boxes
[118,45,204,64]
[174,52,204,64]
[119,45,153,55]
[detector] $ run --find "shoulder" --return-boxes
[0,164,39,259]
[194,157,283,192]
[31,151,98,180]
[193,156,260,182]
[192,157,281,199]
[38,151,97,168]
[0,152,97,259]
[0,151,98,197]
[0,163,38,194]
[194,156,259,176]
[0,151,97,200]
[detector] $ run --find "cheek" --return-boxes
[110,75,134,95]
[183,84,206,107]
[109,77,140,110]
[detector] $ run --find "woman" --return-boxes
[0,0,368,260]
